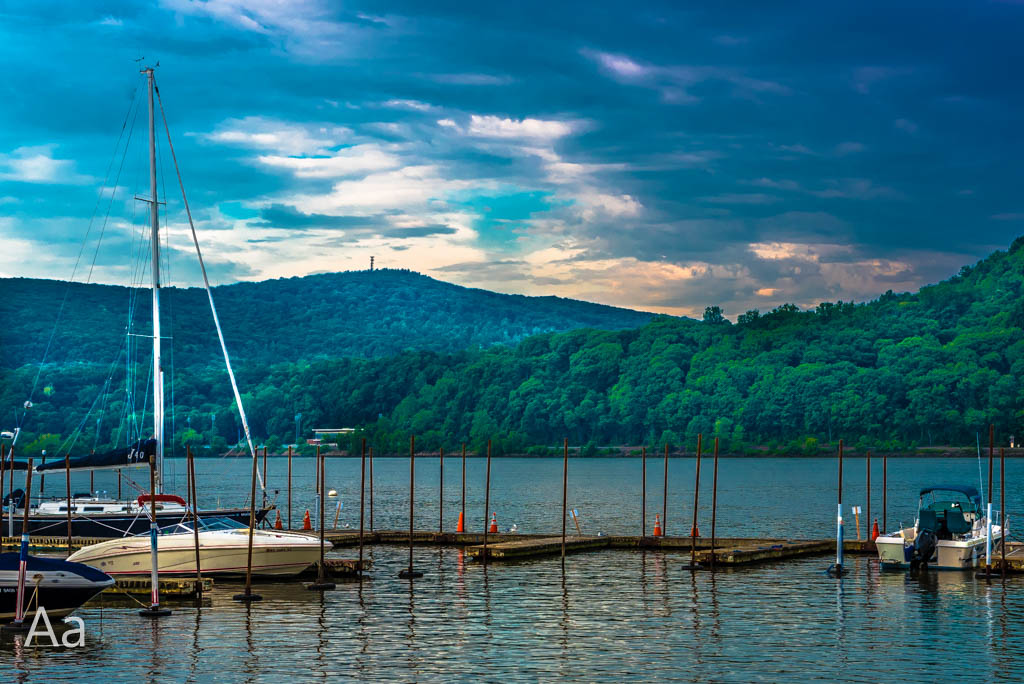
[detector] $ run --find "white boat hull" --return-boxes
[876,525,1003,570]
[68,529,327,577]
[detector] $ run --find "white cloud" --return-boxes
[0,145,91,184]
[466,115,574,140]
[257,144,402,178]
[202,116,349,155]
[381,99,434,112]
[160,0,360,59]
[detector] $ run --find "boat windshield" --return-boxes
[154,517,249,535]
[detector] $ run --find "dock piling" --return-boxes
[828,440,847,577]
[398,436,423,579]
[710,437,719,570]
[308,446,335,590]
[233,445,263,602]
[359,438,366,579]
[483,439,492,565]
[866,450,871,537]
[1001,446,1006,578]
[65,454,72,553]
[374,444,378,532]
[986,425,994,582]
[641,446,646,538]
[663,443,669,536]
[458,443,466,533]
[562,438,568,563]
[439,446,444,533]
[287,445,292,530]
[187,445,202,597]
[684,434,702,571]
[2,458,34,632]
[0,445,5,553]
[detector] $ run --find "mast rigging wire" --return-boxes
[154,80,265,494]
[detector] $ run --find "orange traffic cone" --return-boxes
[456,510,465,533]
[489,512,498,533]
[871,518,880,541]
[653,514,663,537]
[690,524,700,538]
[302,509,312,531]
[274,510,283,530]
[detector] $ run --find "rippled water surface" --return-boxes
[3,456,1022,681]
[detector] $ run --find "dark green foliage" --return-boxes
[3,241,1024,455]
[0,269,653,370]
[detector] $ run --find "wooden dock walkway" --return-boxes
[4,530,879,569]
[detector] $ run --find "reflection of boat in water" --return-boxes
[68,517,326,577]
[876,485,1003,570]
[0,553,114,621]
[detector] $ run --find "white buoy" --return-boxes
[328,489,337,497]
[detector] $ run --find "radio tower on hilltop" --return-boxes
[370,256,375,271]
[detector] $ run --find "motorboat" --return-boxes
[875,484,1004,570]
[2,489,269,538]
[67,517,327,577]
[0,553,114,622]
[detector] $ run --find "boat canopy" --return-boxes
[919,484,981,507]
[35,439,155,473]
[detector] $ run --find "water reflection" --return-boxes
[5,548,1024,681]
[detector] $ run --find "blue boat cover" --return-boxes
[0,552,113,583]
[919,484,982,507]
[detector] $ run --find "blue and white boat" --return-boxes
[875,484,1004,570]
[0,553,114,622]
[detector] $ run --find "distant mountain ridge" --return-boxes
[0,269,657,370]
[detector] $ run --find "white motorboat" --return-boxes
[68,518,327,577]
[875,484,1004,570]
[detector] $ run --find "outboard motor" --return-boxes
[911,528,937,569]
[2,488,25,508]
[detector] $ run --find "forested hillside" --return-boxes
[3,238,1023,457]
[0,269,654,369]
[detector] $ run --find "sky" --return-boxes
[2,1,1024,318]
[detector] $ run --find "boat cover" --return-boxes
[35,439,155,473]
[0,552,113,583]
[918,484,982,507]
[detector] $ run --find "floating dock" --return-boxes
[3,530,879,570]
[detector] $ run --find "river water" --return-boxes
[2,456,1021,681]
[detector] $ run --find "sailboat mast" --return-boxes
[145,67,164,493]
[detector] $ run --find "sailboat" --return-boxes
[1,65,272,538]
